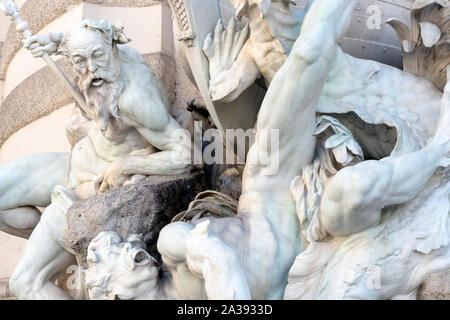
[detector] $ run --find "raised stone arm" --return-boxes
[242,0,357,194]
[258,0,358,140]
[320,67,450,237]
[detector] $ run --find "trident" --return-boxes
[0,0,87,109]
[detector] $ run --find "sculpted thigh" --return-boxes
[0,152,70,210]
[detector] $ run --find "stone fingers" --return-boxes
[214,19,224,54]
[99,179,109,194]
[232,22,249,62]
[23,34,51,58]
[23,34,48,48]
[94,174,105,194]
[22,35,38,49]
[223,17,236,57]
[30,46,45,58]
[203,32,214,59]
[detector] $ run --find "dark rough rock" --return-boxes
[208,164,244,201]
[67,171,206,266]
[418,269,450,300]
[215,165,244,201]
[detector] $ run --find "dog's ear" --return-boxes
[125,234,146,250]
[112,21,131,44]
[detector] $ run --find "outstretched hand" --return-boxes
[203,17,249,83]
[23,32,62,58]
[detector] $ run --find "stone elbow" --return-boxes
[324,169,369,214]
[8,272,30,298]
[292,26,331,65]
[293,44,320,66]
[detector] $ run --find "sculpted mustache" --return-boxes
[82,69,113,88]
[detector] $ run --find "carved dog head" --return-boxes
[84,231,160,300]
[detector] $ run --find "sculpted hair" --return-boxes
[56,20,133,130]
[58,19,130,58]
[80,20,131,46]
[290,115,364,243]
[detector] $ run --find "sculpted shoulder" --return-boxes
[117,45,171,131]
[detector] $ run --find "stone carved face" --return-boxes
[84,232,160,300]
[60,20,131,130]
[61,21,125,91]
[68,31,116,89]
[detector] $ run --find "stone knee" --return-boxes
[0,207,42,238]
[157,221,193,264]
[9,216,76,300]
[9,267,43,299]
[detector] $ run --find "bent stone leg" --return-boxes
[0,152,70,238]
[9,186,78,300]
[0,207,42,239]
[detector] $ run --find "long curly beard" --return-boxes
[81,74,122,132]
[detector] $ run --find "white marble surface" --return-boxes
[86,0,449,300]
[2,0,448,300]
[2,19,196,299]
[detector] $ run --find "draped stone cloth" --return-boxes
[172,190,238,222]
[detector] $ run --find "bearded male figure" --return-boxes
[84,0,449,300]
[2,20,197,300]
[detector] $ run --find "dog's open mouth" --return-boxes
[91,78,104,87]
